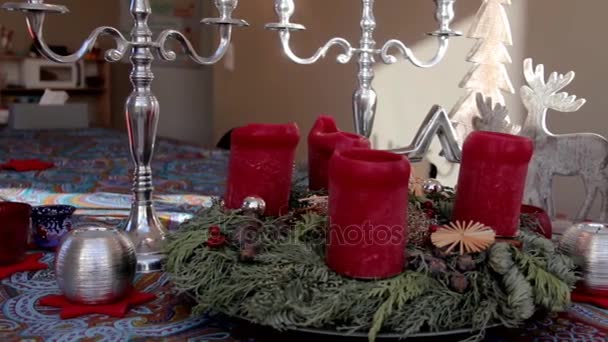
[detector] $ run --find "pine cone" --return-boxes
[408,254,422,270]
[233,221,260,246]
[239,244,259,262]
[428,257,447,275]
[456,254,477,272]
[432,247,451,259]
[297,195,328,216]
[450,272,469,293]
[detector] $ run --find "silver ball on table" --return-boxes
[423,179,444,195]
[559,222,608,291]
[55,226,136,305]
[241,196,266,216]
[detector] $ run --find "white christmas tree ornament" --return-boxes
[450,0,515,142]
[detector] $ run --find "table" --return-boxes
[0,128,607,341]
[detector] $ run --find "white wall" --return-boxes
[153,65,214,146]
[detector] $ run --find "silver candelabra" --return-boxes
[3,0,248,272]
[266,0,463,162]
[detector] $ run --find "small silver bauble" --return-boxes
[55,226,137,305]
[202,196,220,209]
[241,196,266,215]
[558,222,608,291]
[423,179,444,194]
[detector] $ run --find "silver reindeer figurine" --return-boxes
[520,58,608,221]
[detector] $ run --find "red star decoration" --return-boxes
[39,288,157,319]
[0,253,48,279]
[0,159,54,172]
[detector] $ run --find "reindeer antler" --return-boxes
[545,71,576,96]
[547,91,586,113]
[524,58,546,92]
[522,58,586,112]
[473,93,518,134]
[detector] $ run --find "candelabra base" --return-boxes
[135,253,166,273]
[124,203,167,273]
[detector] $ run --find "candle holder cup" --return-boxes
[0,202,32,265]
[31,205,76,250]
[56,226,137,305]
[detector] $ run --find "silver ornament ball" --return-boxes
[241,196,267,215]
[559,222,608,291]
[55,226,136,305]
[423,179,444,194]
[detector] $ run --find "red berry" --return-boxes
[425,210,435,218]
[209,226,221,236]
[423,201,434,209]
[429,225,440,233]
[206,235,227,248]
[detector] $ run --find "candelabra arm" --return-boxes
[279,30,353,65]
[25,13,129,63]
[156,25,232,65]
[380,36,449,68]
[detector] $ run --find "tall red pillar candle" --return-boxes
[0,202,32,265]
[225,123,300,216]
[453,131,534,237]
[327,149,411,279]
[308,115,371,191]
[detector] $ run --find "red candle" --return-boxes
[225,123,300,216]
[308,115,370,191]
[453,131,534,237]
[0,202,32,265]
[327,149,411,279]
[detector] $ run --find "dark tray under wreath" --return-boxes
[230,318,515,341]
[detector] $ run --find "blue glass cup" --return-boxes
[31,205,76,249]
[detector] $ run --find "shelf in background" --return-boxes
[0,55,105,63]
[1,87,106,94]
[0,56,112,128]
[0,55,27,62]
